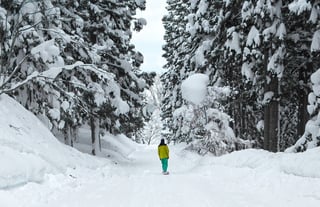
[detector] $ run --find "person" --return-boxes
[158,139,169,175]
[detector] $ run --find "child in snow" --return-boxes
[158,139,169,175]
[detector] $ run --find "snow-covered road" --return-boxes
[1,144,320,207]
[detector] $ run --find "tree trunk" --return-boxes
[90,116,100,155]
[263,103,270,150]
[64,123,72,146]
[264,76,279,152]
[297,88,309,137]
[263,47,270,151]
[297,66,310,138]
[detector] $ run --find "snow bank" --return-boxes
[100,133,137,162]
[203,148,320,178]
[0,94,105,189]
[67,126,139,163]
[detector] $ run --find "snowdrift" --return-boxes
[100,133,137,162]
[203,148,320,178]
[0,94,105,189]
[66,127,138,163]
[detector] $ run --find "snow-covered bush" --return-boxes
[175,73,237,155]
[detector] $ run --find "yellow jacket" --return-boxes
[158,145,169,159]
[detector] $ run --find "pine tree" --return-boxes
[277,2,314,150]
[214,0,262,148]
[0,0,147,155]
[161,0,190,143]
[162,0,239,154]
[239,0,286,152]
[286,0,320,152]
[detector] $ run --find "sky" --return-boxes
[132,1,167,74]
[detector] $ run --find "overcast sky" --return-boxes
[132,1,167,74]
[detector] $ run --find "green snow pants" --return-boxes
[160,158,168,172]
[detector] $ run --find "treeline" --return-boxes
[161,0,320,154]
[0,0,151,155]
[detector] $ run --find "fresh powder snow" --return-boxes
[1,94,320,206]
[0,94,105,189]
[181,73,209,105]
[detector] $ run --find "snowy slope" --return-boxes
[0,94,105,189]
[1,94,320,206]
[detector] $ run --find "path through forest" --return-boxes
[2,144,320,207]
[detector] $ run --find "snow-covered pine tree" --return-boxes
[162,0,240,154]
[217,0,262,148]
[0,0,147,155]
[0,0,57,94]
[0,1,114,153]
[286,0,320,152]
[287,68,320,152]
[75,0,147,139]
[276,1,318,150]
[161,0,191,143]
[177,74,236,155]
[240,1,270,148]
[48,0,148,153]
[0,0,76,129]
[241,0,286,152]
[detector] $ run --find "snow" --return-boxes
[307,93,316,114]
[135,0,146,8]
[288,0,312,15]
[267,47,285,78]
[310,68,320,96]
[194,40,211,66]
[2,142,320,206]
[48,108,60,120]
[39,61,82,80]
[309,6,319,24]
[223,0,231,7]
[137,17,147,26]
[181,73,209,105]
[1,95,320,206]
[61,101,70,112]
[186,14,197,37]
[242,1,253,21]
[242,62,254,81]
[256,120,264,131]
[0,94,104,189]
[225,27,241,54]
[204,148,320,178]
[262,22,277,41]
[0,7,10,34]
[196,0,208,17]
[289,68,320,152]
[246,26,260,47]
[190,0,198,10]
[88,82,107,106]
[31,39,64,68]
[262,91,274,104]
[311,30,320,52]
[116,99,130,115]
[276,23,286,40]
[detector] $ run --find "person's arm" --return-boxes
[158,147,160,159]
[166,146,169,158]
